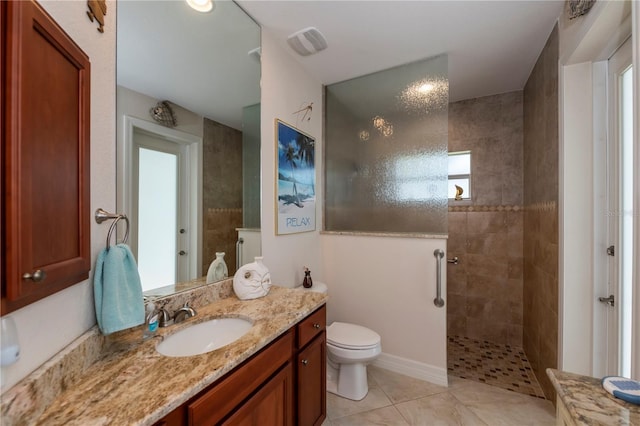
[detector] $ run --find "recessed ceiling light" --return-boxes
[186,0,214,13]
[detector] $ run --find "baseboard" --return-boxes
[372,352,449,387]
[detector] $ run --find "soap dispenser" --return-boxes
[143,302,159,339]
[302,267,313,288]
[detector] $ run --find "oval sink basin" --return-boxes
[156,318,253,357]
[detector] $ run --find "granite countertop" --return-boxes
[547,369,640,425]
[2,284,326,425]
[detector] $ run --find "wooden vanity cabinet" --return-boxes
[295,305,327,426]
[153,305,326,426]
[188,330,294,425]
[1,0,91,314]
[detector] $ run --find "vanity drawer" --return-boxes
[188,329,294,425]
[297,305,326,349]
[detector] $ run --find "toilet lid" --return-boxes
[327,322,381,350]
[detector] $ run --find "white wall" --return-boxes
[1,0,116,391]
[322,235,448,385]
[558,61,596,374]
[259,31,324,288]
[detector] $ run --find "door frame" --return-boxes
[602,37,633,375]
[559,0,638,379]
[118,115,202,284]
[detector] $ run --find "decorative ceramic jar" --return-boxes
[206,252,228,284]
[233,256,272,300]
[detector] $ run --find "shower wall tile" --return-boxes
[202,208,242,277]
[202,118,243,277]
[522,24,559,401]
[447,91,524,347]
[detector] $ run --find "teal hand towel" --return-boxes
[93,244,144,335]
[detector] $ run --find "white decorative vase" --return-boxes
[206,252,228,284]
[233,256,272,300]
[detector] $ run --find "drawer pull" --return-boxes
[23,269,46,282]
[313,323,321,329]
[301,359,308,366]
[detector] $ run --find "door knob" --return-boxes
[178,250,187,256]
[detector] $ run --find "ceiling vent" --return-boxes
[287,27,328,56]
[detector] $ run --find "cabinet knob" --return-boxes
[301,359,308,366]
[313,323,321,329]
[23,269,46,282]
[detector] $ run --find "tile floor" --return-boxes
[322,366,555,425]
[447,335,547,399]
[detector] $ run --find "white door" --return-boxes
[602,37,634,377]
[132,129,190,290]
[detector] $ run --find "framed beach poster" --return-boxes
[275,119,316,235]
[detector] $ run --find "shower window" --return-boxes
[324,55,448,234]
[448,151,471,200]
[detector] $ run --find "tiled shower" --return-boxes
[446,26,559,400]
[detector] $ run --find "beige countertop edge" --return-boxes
[547,368,640,426]
[34,286,327,426]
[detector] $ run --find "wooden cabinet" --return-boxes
[1,0,91,313]
[153,305,326,426]
[222,364,293,426]
[188,331,294,425]
[295,306,327,426]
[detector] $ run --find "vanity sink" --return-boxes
[156,317,253,357]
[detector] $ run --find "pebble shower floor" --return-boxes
[447,335,547,399]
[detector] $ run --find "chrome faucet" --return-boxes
[173,302,197,324]
[158,308,173,327]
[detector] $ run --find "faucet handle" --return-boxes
[158,308,173,327]
[173,302,197,324]
[183,302,197,316]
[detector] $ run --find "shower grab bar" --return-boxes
[236,237,244,270]
[433,249,445,308]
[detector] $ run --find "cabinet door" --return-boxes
[222,363,293,426]
[188,331,293,425]
[2,0,91,313]
[297,332,326,426]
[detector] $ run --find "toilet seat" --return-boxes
[327,322,381,350]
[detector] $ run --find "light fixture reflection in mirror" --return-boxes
[116,1,261,299]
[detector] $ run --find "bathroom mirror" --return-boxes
[116,0,261,297]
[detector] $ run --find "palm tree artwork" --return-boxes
[284,144,302,208]
[276,120,316,234]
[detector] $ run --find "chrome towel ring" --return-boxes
[95,208,130,250]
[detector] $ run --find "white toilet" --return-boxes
[300,281,382,401]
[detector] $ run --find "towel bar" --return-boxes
[95,208,130,249]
